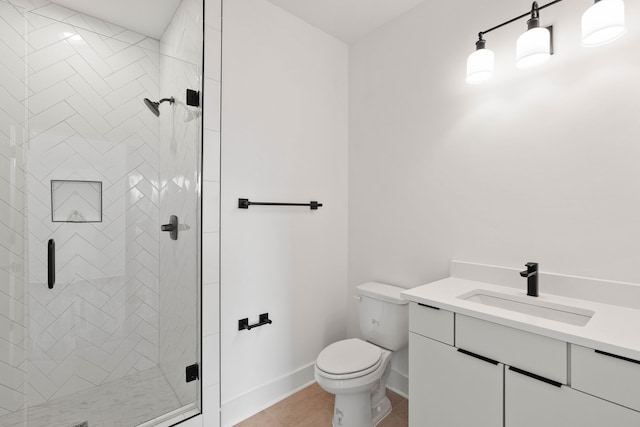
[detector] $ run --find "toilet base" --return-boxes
[371,396,391,426]
[330,392,392,427]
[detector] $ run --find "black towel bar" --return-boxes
[238,198,322,210]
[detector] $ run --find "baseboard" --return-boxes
[221,363,316,427]
[386,368,408,399]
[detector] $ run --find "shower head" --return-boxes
[143,97,175,117]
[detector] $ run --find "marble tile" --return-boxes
[0,367,188,427]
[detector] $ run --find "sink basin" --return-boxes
[458,289,595,326]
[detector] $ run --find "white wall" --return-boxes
[349,0,640,379]
[220,0,348,423]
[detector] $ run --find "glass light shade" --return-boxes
[466,48,494,84]
[582,0,626,47]
[516,27,551,69]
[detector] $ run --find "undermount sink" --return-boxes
[458,289,595,327]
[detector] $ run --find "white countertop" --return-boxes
[401,277,640,361]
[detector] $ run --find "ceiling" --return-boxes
[48,0,425,43]
[267,0,426,44]
[50,0,182,39]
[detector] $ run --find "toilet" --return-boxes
[314,282,409,427]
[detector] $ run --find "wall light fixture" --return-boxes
[516,3,552,69]
[582,0,626,47]
[466,35,495,84]
[466,0,627,84]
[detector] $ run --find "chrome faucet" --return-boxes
[519,262,538,297]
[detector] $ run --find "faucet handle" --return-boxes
[520,262,538,277]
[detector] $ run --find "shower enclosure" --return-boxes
[0,0,203,425]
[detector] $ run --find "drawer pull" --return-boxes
[595,350,640,366]
[509,366,562,388]
[418,303,440,310]
[457,348,499,365]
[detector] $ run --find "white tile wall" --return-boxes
[157,0,204,410]
[0,0,166,410]
[0,0,30,417]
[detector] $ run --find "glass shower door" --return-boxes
[0,0,28,423]
[0,0,203,425]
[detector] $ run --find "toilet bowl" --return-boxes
[314,282,409,427]
[315,338,393,427]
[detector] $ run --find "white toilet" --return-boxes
[314,282,409,427]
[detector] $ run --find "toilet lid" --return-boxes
[316,338,382,375]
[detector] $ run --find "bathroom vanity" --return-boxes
[402,274,640,427]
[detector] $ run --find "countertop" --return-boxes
[401,277,640,361]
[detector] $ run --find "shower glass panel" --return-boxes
[0,0,203,426]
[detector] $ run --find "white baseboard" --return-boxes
[387,368,408,399]
[221,363,316,427]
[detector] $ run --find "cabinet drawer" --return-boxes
[456,314,567,383]
[506,365,640,427]
[409,302,454,345]
[571,344,640,412]
[409,333,503,427]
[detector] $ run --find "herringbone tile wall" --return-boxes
[158,0,203,407]
[0,0,29,418]
[24,0,163,406]
[0,0,168,411]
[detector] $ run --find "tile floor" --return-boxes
[235,383,408,427]
[0,367,193,427]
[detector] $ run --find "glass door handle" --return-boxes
[48,239,55,289]
[161,215,178,240]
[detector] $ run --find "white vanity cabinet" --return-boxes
[409,332,503,427]
[407,302,640,427]
[409,303,503,426]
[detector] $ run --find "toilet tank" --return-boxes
[357,282,409,351]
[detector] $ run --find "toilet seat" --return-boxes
[316,338,383,380]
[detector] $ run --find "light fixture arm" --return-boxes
[531,1,540,19]
[476,0,563,39]
[528,2,541,29]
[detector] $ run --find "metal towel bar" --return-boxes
[238,198,323,210]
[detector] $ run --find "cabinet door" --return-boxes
[505,366,640,427]
[409,332,503,427]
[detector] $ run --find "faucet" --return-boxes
[519,262,538,297]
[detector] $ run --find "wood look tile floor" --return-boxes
[235,383,408,427]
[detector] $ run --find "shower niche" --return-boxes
[0,0,203,426]
[51,180,102,223]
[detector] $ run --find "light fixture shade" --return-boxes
[516,27,551,69]
[466,48,495,84]
[582,0,626,47]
